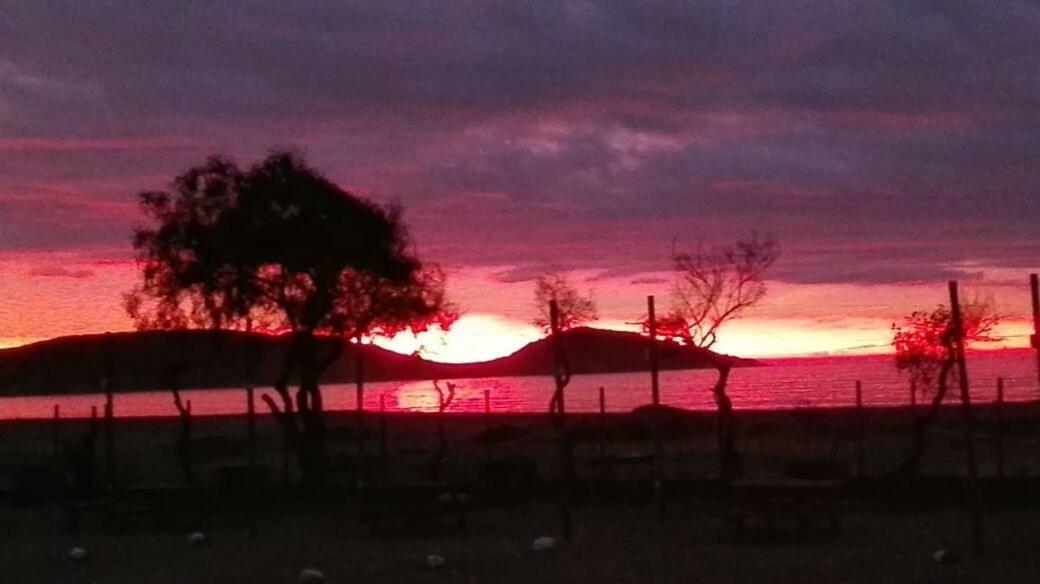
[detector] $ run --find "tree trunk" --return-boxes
[432,411,447,481]
[295,331,326,487]
[261,331,336,488]
[176,401,195,484]
[168,365,195,485]
[355,343,365,459]
[902,357,954,476]
[711,362,742,480]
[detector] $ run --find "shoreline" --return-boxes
[1,398,1039,422]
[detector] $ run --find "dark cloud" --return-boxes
[0,1,1037,286]
[629,276,668,285]
[27,265,94,279]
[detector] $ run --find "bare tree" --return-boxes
[653,236,779,480]
[532,272,598,333]
[893,298,1000,475]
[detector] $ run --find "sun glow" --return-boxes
[373,313,542,363]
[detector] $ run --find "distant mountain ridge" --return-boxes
[0,327,759,396]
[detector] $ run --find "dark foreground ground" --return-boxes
[2,404,1040,582]
[4,502,1040,583]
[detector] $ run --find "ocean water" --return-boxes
[1,350,1037,419]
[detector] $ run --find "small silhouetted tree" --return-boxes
[652,236,779,480]
[126,151,455,485]
[430,379,457,480]
[162,361,195,484]
[532,272,598,333]
[893,299,999,475]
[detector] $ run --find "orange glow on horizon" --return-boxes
[373,313,542,363]
[2,252,1038,363]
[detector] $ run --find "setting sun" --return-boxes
[373,313,542,363]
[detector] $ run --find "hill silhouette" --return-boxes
[0,327,758,396]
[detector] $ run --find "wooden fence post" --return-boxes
[949,280,984,556]
[246,387,256,465]
[245,318,257,467]
[103,333,115,490]
[483,389,492,461]
[549,300,574,542]
[908,380,917,454]
[648,295,660,407]
[184,400,194,483]
[89,405,99,489]
[996,378,1005,479]
[1031,274,1040,398]
[355,337,366,459]
[598,386,606,455]
[855,381,864,478]
[647,295,665,517]
[379,393,388,484]
[52,404,60,466]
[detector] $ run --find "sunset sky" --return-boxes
[1,2,1038,361]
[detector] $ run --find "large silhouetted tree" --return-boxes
[893,299,999,475]
[652,236,779,480]
[126,151,454,484]
[532,271,598,333]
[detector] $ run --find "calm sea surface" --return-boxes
[2,350,1037,420]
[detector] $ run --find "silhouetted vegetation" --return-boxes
[125,151,455,484]
[162,361,195,484]
[430,379,457,480]
[532,272,598,333]
[893,298,1000,475]
[652,235,779,479]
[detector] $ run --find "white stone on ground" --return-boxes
[67,547,88,562]
[299,568,325,583]
[187,531,208,546]
[532,536,556,552]
[426,554,445,568]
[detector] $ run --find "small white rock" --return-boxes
[933,549,959,564]
[299,568,326,583]
[187,531,208,546]
[436,492,453,503]
[67,546,88,562]
[532,536,556,552]
[426,554,445,568]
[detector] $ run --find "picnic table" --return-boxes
[724,478,843,538]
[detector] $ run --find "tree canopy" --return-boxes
[532,271,598,333]
[654,236,779,350]
[125,151,454,338]
[892,298,1000,390]
[125,150,456,484]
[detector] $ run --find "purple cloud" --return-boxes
[0,0,1036,289]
